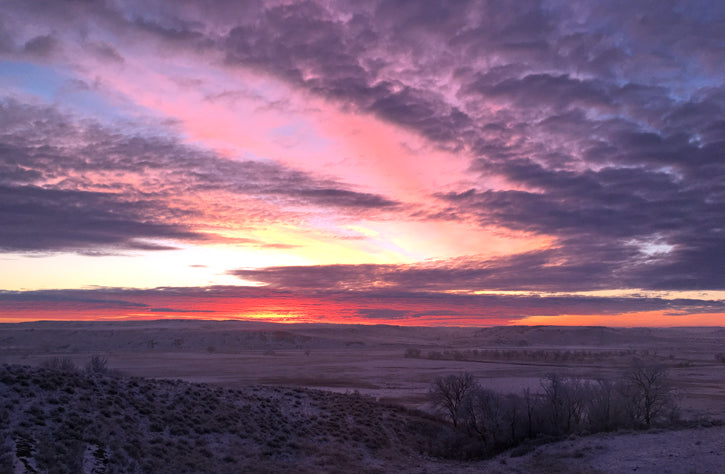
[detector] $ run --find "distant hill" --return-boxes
[473,325,658,347]
[3,321,721,356]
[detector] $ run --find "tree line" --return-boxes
[407,347,641,363]
[429,361,679,457]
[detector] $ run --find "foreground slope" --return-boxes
[479,424,725,474]
[0,364,459,473]
[2,363,723,473]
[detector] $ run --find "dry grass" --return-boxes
[1,323,723,472]
[0,363,463,473]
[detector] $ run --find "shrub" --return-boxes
[41,358,77,372]
[85,355,108,375]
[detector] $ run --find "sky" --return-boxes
[1,0,725,326]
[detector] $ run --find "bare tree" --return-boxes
[587,379,614,431]
[624,361,675,428]
[459,386,504,443]
[457,387,528,448]
[501,393,525,445]
[522,388,539,438]
[429,372,477,427]
[540,373,566,434]
[540,373,587,434]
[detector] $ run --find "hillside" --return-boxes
[2,362,724,473]
[0,364,460,473]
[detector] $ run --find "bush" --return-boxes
[40,358,76,373]
[85,355,108,375]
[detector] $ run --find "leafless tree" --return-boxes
[459,386,504,443]
[624,361,675,428]
[500,393,525,445]
[540,373,587,434]
[522,388,539,438]
[587,379,617,431]
[429,372,477,427]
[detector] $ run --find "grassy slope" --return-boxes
[0,364,461,474]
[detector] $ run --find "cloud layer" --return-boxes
[0,99,399,252]
[2,1,725,323]
[2,285,723,325]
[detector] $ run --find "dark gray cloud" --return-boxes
[285,188,398,209]
[2,285,723,322]
[356,308,412,320]
[230,261,725,318]
[148,307,216,313]
[85,41,125,63]
[23,35,58,57]
[230,258,607,293]
[0,184,202,252]
[0,289,147,309]
[223,249,633,294]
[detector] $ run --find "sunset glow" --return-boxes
[2,1,725,326]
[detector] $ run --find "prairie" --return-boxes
[2,321,723,417]
[1,321,724,472]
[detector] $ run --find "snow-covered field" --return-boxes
[472,424,725,474]
[1,321,723,472]
[2,322,722,415]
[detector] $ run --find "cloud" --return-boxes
[85,41,125,63]
[0,184,202,252]
[1,0,725,295]
[0,289,147,309]
[217,0,725,291]
[0,99,399,253]
[23,35,58,57]
[227,245,716,295]
[281,188,398,209]
[356,308,412,320]
[3,285,722,324]
[149,307,216,313]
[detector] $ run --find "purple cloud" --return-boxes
[1,0,725,300]
[0,99,399,253]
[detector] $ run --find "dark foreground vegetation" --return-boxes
[429,360,690,459]
[1,361,458,473]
